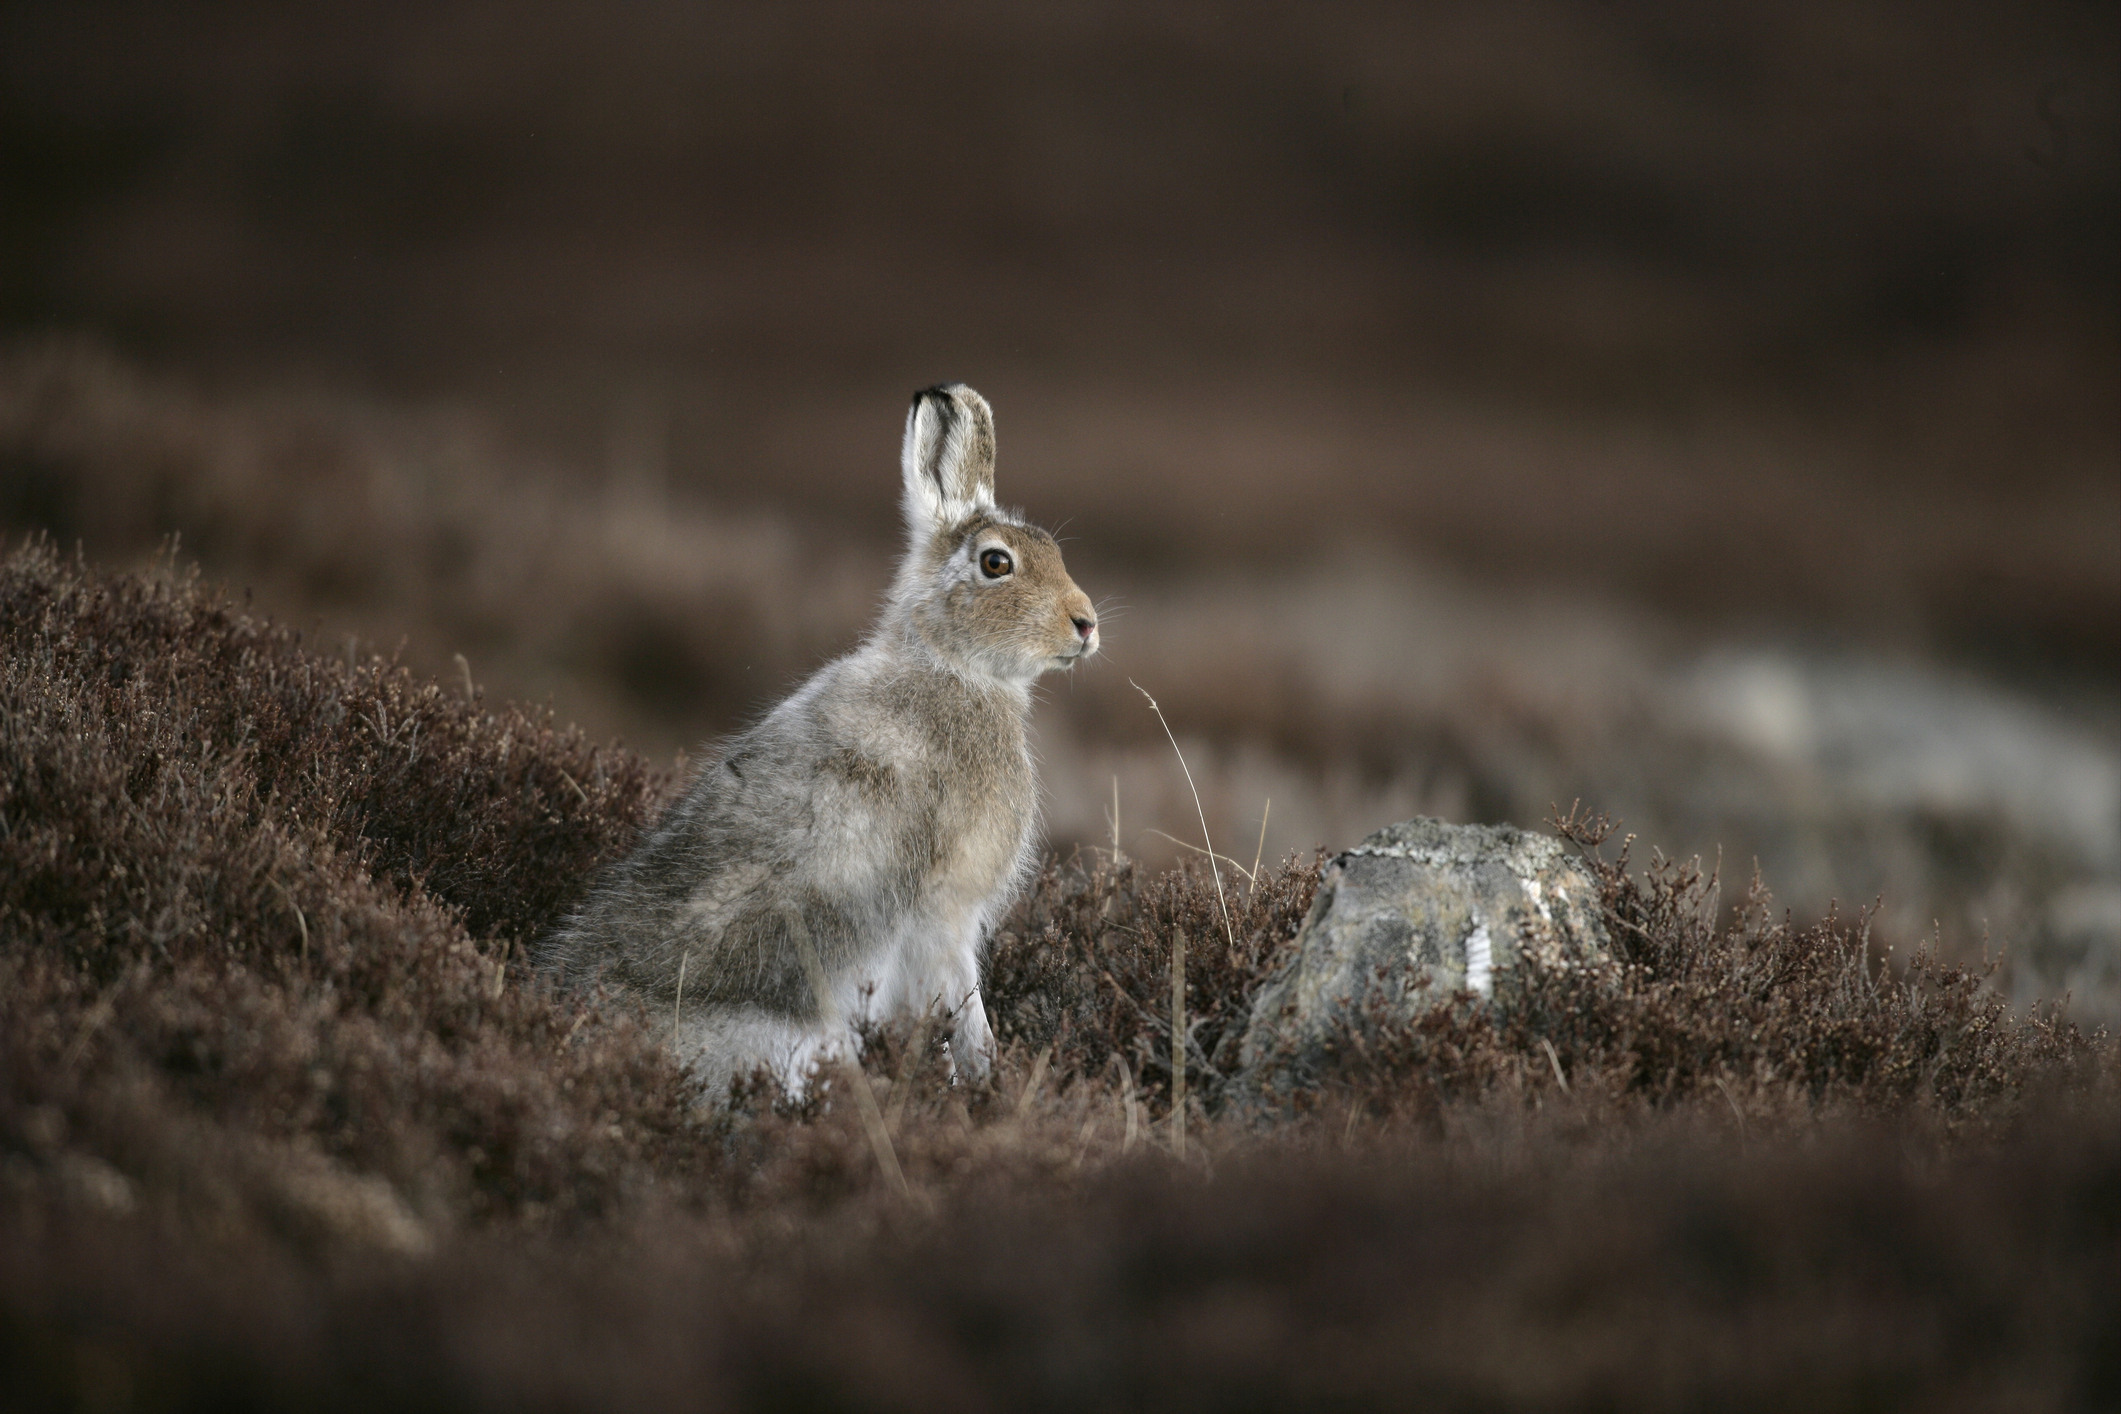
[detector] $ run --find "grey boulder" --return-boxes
[1235,817,1609,1099]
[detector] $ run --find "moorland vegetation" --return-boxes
[1,542,2112,1410]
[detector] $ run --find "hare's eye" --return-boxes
[979,548,1013,579]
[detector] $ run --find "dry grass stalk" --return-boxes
[1249,799,1271,895]
[1132,678,1244,1163]
[1540,1037,1570,1094]
[1017,1046,1052,1116]
[1132,681,1237,957]
[885,1002,934,1137]
[1142,827,1255,883]
[1109,773,1122,862]
[1116,1055,1141,1153]
[673,952,689,1056]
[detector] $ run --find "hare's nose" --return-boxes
[1072,616,1097,642]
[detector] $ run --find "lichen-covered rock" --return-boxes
[1235,817,1608,1099]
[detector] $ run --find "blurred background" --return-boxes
[2,2,2115,1015]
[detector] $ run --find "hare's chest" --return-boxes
[835,666,1035,917]
[924,745,1034,911]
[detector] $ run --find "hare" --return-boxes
[540,384,1098,1098]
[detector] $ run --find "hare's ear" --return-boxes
[901,384,996,540]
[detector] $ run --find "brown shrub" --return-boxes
[0,542,2112,1410]
[980,808,2094,1138]
[2,1089,2113,1413]
[987,848,1325,1113]
[0,538,718,1241]
[1264,808,2097,1132]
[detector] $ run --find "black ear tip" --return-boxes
[911,383,962,408]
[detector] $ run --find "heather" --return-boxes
[1,544,2112,1410]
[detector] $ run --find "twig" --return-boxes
[62,968,134,1071]
[1540,1037,1570,1094]
[453,652,477,702]
[556,768,591,805]
[1249,798,1271,897]
[1017,1046,1052,1116]
[1117,1055,1140,1153]
[1713,1074,1749,1150]
[1142,828,1255,882]
[886,1000,935,1136]
[1110,774,1122,862]
[673,952,689,1056]
[1072,1112,1100,1170]
[271,879,309,965]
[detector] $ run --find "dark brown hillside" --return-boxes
[0,540,716,1240]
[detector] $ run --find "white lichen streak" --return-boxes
[1464,922,1494,998]
[1521,874,1553,923]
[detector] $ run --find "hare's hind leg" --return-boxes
[868,916,995,1084]
[931,937,994,1084]
[945,986,994,1084]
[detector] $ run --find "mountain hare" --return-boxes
[541,384,1098,1098]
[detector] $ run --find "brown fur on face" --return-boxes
[913,515,1097,683]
